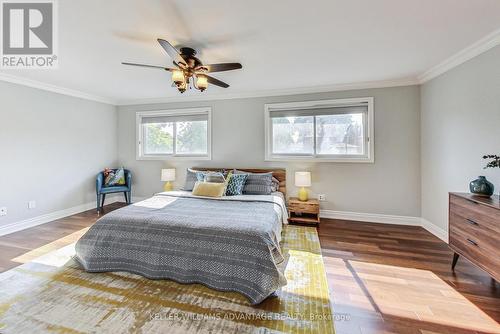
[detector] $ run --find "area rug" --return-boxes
[0,225,334,334]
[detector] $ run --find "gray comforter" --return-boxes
[75,192,288,305]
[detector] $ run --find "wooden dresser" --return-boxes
[449,192,500,281]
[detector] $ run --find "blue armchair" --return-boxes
[96,169,132,213]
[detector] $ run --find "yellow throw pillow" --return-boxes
[192,181,226,197]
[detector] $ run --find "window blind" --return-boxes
[268,104,368,118]
[141,113,208,124]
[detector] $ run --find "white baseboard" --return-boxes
[320,209,421,226]
[0,195,122,237]
[320,209,448,242]
[420,218,448,242]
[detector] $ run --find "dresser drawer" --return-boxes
[449,212,499,252]
[450,195,500,232]
[449,228,500,279]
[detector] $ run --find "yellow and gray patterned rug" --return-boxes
[0,225,334,333]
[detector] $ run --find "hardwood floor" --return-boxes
[0,204,498,333]
[0,203,125,272]
[319,220,500,334]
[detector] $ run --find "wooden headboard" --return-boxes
[193,167,286,197]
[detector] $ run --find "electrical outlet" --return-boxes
[318,194,326,201]
[28,200,36,209]
[0,207,7,216]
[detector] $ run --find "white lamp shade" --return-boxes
[295,171,311,187]
[161,168,176,182]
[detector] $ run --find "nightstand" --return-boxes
[288,197,320,225]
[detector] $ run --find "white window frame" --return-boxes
[264,97,374,163]
[136,107,212,160]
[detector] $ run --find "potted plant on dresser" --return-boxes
[484,154,499,196]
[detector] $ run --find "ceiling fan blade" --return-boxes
[157,38,186,67]
[122,62,176,71]
[198,63,242,73]
[206,75,229,88]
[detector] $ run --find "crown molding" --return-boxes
[116,77,419,106]
[0,72,116,105]
[418,28,500,83]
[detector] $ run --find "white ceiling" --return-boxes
[1,0,500,104]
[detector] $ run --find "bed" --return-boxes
[75,168,288,305]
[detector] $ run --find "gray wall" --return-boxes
[0,81,117,225]
[4,43,499,232]
[118,85,421,217]
[421,45,500,231]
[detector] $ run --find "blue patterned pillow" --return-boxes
[225,173,248,196]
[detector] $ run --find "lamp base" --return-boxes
[298,187,309,201]
[163,181,173,192]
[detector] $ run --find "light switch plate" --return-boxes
[28,201,36,209]
[318,194,326,201]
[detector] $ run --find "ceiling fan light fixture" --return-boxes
[123,38,242,94]
[196,75,208,91]
[172,69,185,86]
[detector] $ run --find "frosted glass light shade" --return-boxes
[172,70,184,84]
[197,75,208,90]
[161,168,176,181]
[295,171,311,187]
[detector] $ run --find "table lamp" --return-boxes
[295,171,311,201]
[161,168,176,191]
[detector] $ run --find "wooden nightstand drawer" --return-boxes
[289,202,319,214]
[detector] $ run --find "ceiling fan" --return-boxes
[122,38,242,93]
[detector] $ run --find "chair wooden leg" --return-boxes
[123,192,128,203]
[128,192,132,204]
[101,194,106,209]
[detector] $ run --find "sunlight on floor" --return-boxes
[12,228,88,264]
[326,257,500,334]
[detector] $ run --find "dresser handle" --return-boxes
[466,219,478,226]
[466,238,478,246]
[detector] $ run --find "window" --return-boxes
[265,98,374,162]
[136,108,211,160]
